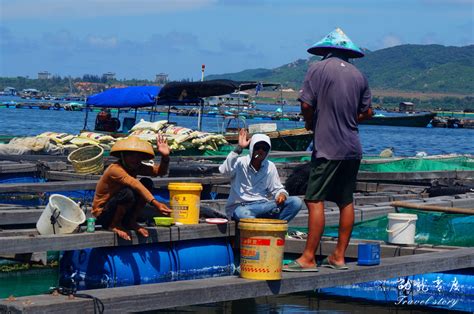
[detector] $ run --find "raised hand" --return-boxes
[156,134,170,157]
[238,128,251,148]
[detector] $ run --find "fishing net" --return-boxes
[359,156,474,172]
[291,209,474,247]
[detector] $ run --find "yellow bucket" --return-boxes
[238,218,288,280]
[168,182,203,224]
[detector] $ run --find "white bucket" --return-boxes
[386,213,418,245]
[36,194,86,235]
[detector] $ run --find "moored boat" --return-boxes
[360,111,436,127]
[225,127,312,151]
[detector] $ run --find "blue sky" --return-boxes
[1,0,473,81]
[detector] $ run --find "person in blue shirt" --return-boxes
[219,128,302,222]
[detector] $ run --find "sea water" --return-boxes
[1,105,473,156]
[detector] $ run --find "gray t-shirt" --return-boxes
[299,56,371,160]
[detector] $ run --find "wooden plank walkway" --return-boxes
[1,248,472,313]
[0,161,39,174]
[0,192,420,226]
[0,175,230,193]
[284,237,459,259]
[358,170,474,181]
[0,223,235,255]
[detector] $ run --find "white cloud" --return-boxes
[1,0,217,19]
[382,35,403,48]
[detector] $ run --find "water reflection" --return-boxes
[151,291,448,313]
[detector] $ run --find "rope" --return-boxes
[50,207,61,235]
[52,287,104,314]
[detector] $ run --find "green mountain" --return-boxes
[206,44,474,95]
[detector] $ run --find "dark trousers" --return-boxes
[96,178,153,229]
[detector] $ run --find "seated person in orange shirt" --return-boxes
[92,135,172,240]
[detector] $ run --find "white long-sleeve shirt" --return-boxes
[219,151,288,218]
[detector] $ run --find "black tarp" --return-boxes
[157,79,280,101]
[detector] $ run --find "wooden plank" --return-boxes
[176,150,311,161]
[1,248,472,313]
[0,228,38,237]
[358,170,474,181]
[0,252,47,265]
[284,238,459,259]
[0,154,69,163]
[43,171,101,181]
[43,163,222,182]
[0,180,98,193]
[0,161,38,174]
[0,176,230,193]
[391,200,474,214]
[0,223,236,254]
[356,181,428,193]
[0,209,44,225]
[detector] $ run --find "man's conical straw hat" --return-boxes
[307,27,364,58]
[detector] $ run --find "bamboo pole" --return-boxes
[390,201,474,215]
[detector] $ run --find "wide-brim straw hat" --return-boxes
[110,136,155,159]
[307,27,364,58]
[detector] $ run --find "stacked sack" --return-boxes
[36,131,116,152]
[129,119,227,151]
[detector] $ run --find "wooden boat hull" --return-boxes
[360,112,436,127]
[225,128,313,151]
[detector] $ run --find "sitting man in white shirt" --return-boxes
[219,129,302,222]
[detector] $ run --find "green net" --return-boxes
[291,209,474,247]
[359,156,474,172]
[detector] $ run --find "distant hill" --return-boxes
[206,44,474,95]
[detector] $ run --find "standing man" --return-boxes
[284,28,373,272]
[219,129,302,222]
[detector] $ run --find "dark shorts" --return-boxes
[96,177,154,229]
[305,158,361,206]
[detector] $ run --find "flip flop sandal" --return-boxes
[287,230,308,240]
[321,257,349,270]
[283,260,319,272]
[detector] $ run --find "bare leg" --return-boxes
[328,202,354,265]
[294,200,325,268]
[128,218,149,238]
[109,204,131,241]
[127,200,149,238]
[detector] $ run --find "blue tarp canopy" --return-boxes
[86,86,161,108]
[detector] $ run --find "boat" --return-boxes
[205,91,254,109]
[224,127,312,152]
[360,111,436,127]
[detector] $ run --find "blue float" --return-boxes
[59,238,234,291]
[320,269,474,312]
[60,242,175,290]
[357,243,380,266]
[174,238,235,280]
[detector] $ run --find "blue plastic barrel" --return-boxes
[59,243,175,290]
[59,238,235,291]
[174,238,235,280]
